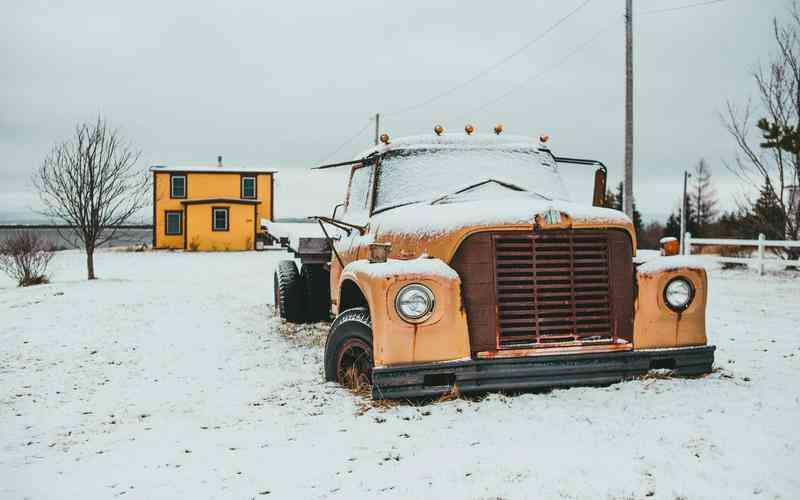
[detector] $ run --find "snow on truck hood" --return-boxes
[371,198,631,237]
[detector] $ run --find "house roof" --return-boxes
[149,165,276,174]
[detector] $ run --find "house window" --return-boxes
[165,211,183,235]
[171,175,187,198]
[212,207,229,231]
[241,176,256,199]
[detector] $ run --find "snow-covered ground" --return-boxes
[1,250,799,499]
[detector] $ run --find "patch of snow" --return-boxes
[638,255,708,275]
[374,198,631,237]
[344,257,459,281]
[634,249,661,264]
[430,179,550,205]
[2,250,799,499]
[372,146,568,212]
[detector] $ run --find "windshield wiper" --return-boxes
[429,179,551,205]
[370,199,425,216]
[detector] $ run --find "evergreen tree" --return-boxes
[757,118,800,155]
[690,159,719,231]
[745,182,786,240]
[608,182,642,236]
[663,212,681,239]
[663,197,699,239]
[714,211,749,239]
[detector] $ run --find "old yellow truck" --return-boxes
[271,128,715,399]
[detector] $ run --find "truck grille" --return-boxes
[494,231,614,349]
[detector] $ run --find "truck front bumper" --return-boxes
[371,345,716,400]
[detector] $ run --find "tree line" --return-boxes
[611,154,795,253]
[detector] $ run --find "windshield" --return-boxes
[373,147,570,213]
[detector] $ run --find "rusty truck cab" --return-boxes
[272,129,715,399]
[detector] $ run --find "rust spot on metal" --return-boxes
[476,342,632,359]
[411,324,418,362]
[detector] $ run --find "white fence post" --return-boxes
[683,232,692,255]
[758,233,766,275]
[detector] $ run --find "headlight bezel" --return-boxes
[663,276,695,312]
[394,283,436,323]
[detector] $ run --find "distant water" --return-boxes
[0,227,152,250]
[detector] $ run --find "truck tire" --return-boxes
[274,260,306,323]
[301,264,331,322]
[324,307,373,388]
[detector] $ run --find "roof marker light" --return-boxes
[494,124,504,135]
[379,133,391,145]
[464,124,475,135]
[434,124,444,136]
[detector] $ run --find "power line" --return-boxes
[457,17,620,120]
[317,117,373,164]
[639,0,727,15]
[386,0,595,117]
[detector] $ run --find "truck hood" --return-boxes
[372,198,631,237]
[369,198,635,263]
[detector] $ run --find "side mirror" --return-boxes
[331,202,345,220]
[592,168,607,207]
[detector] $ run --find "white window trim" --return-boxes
[165,212,182,235]
[171,175,186,198]
[212,208,229,231]
[241,176,256,199]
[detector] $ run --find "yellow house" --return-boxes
[150,160,275,251]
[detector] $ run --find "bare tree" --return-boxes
[722,1,800,258]
[0,230,56,287]
[690,159,719,230]
[34,117,148,279]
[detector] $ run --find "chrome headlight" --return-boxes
[395,284,435,322]
[664,277,695,312]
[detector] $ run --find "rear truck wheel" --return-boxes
[324,307,373,391]
[301,264,331,322]
[273,260,306,323]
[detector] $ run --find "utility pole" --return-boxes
[680,170,691,254]
[624,0,634,218]
[374,113,380,145]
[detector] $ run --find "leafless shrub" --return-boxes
[0,231,56,287]
[34,116,148,280]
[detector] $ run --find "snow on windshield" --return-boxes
[346,164,372,216]
[373,147,570,213]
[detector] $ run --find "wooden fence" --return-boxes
[683,232,800,275]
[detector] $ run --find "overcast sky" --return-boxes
[0,0,785,222]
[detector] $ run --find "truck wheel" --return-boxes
[301,264,331,322]
[324,307,373,390]
[273,260,306,323]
